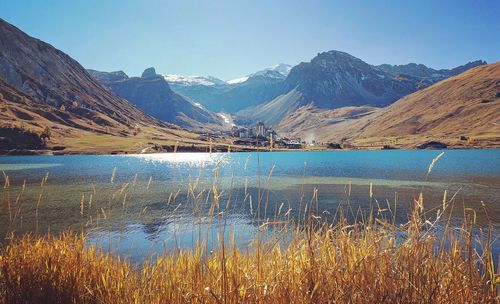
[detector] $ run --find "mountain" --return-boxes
[376,60,486,82]
[88,67,225,130]
[265,63,293,77]
[282,62,499,148]
[0,18,162,144]
[227,63,292,84]
[236,51,425,126]
[275,103,377,142]
[166,64,292,113]
[164,74,226,87]
[0,18,160,130]
[236,50,487,127]
[0,18,215,153]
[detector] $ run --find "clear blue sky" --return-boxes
[1,0,499,80]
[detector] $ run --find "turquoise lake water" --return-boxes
[0,150,499,262]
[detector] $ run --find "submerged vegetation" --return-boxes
[0,153,498,303]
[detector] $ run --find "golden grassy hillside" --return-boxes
[320,63,500,146]
[276,104,377,141]
[278,63,500,149]
[0,90,221,155]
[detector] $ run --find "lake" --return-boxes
[0,150,499,263]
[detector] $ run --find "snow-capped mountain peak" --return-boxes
[164,74,226,86]
[269,63,292,76]
[166,63,292,87]
[226,63,292,84]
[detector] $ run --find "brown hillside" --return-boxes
[0,78,219,154]
[284,62,499,148]
[0,18,229,153]
[276,104,377,141]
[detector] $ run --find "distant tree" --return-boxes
[40,126,51,143]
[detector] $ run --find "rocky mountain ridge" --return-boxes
[87,68,225,130]
[0,18,222,154]
[235,50,486,126]
[165,64,292,113]
[278,62,499,148]
[376,60,487,81]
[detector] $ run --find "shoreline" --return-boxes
[1,145,500,156]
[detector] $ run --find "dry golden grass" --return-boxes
[0,205,498,303]
[0,153,498,303]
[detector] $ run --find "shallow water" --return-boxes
[0,150,499,262]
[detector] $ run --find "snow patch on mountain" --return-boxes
[269,63,292,76]
[164,74,226,86]
[227,76,249,84]
[193,102,204,109]
[218,113,234,126]
[166,63,292,87]
[227,63,292,84]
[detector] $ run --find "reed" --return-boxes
[0,202,498,303]
[0,153,498,303]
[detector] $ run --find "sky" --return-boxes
[1,0,499,80]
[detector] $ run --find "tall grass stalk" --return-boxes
[0,206,498,303]
[0,153,498,303]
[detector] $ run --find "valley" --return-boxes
[0,3,499,303]
[0,18,498,154]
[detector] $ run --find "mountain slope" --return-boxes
[275,104,377,142]
[301,62,500,147]
[236,89,304,126]
[0,18,159,131]
[0,18,216,153]
[376,60,486,81]
[88,68,225,130]
[236,51,486,126]
[226,63,292,84]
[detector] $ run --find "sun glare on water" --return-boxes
[130,152,230,166]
